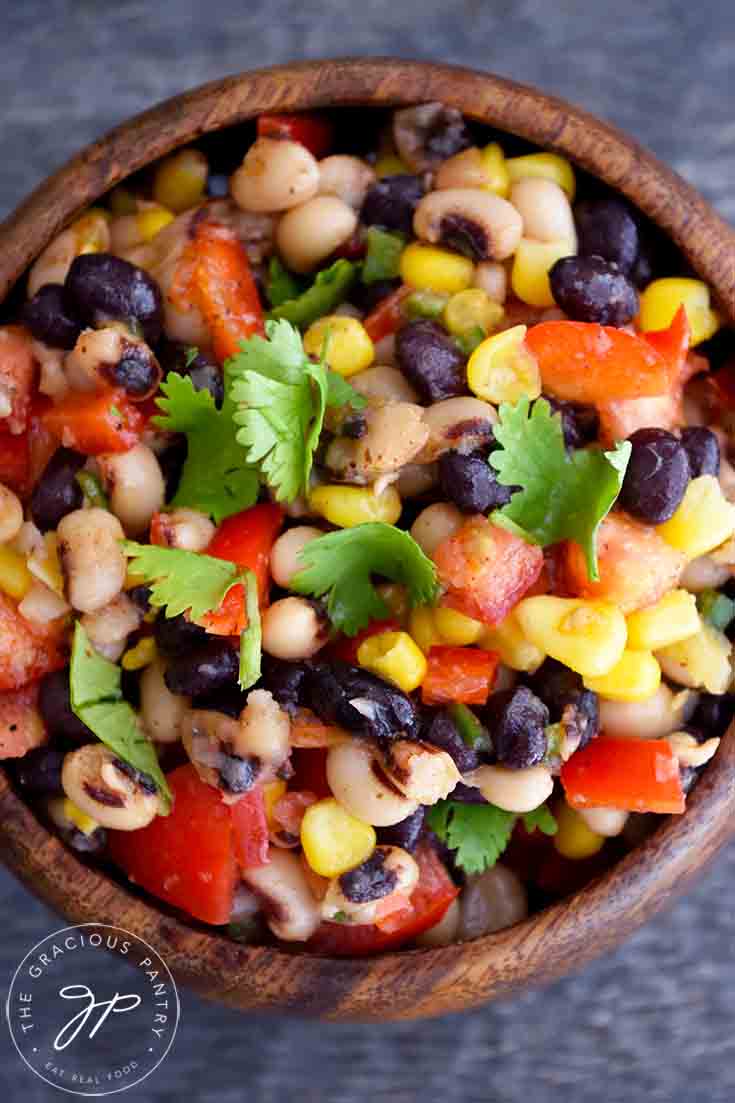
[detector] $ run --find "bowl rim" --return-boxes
[1,57,734,1021]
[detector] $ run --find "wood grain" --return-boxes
[1,58,734,1022]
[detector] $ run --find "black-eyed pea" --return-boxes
[97,444,165,536]
[261,597,329,661]
[57,508,126,613]
[414,188,523,262]
[326,742,419,826]
[61,744,161,831]
[351,364,420,405]
[509,177,577,244]
[140,657,190,744]
[230,137,320,213]
[410,501,463,557]
[242,849,321,942]
[80,593,142,662]
[417,396,498,463]
[318,155,376,209]
[276,196,358,273]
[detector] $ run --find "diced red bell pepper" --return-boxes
[363,285,411,343]
[0,682,47,759]
[329,618,401,665]
[257,113,333,158]
[434,516,544,626]
[641,305,690,371]
[0,427,30,495]
[200,504,284,635]
[561,736,685,814]
[525,320,674,404]
[307,843,458,956]
[230,787,269,872]
[41,389,144,455]
[188,220,264,364]
[289,748,331,798]
[421,646,499,706]
[0,325,36,433]
[0,594,67,692]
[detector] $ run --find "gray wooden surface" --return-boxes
[2,2,734,1100]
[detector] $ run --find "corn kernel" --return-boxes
[121,636,158,671]
[309,484,401,527]
[467,324,541,403]
[153,148,208,213]
[638,277,721,346]
[62,798,100,837]
[515,596,627,678]
[657,622,732,694]
[357,630,428,693]
[109,186,138,216]
[27,533,64,595]
[554,801,605,860]
[72,209,110,254]
[478,610,545,672]
[300,797,376,877]
[443,288,504,341]
[376,583,409,625]
[303,315,375,377]
[374,154,409,178]
[409,606,444,654]
[505,152,576,200]
[262,779,288,829]
[400,242,474,295]
[626,589,700,651]
[433,605,483,646]
[658,475,735,560]
[136,205,175,242]
[478,142,511,197]
[511,238,576,308]
[584,649,661,702]
[0,545,33,601]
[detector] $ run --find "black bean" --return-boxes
[30,447,85,532]
[423,708,481,773]
[192,687,248,718]
[219,753,258,794]
[349,278,401,315]
[376,806,426,852]
[361,175,425,235]
[690,693,735,739]
[120,667,141,708]
[549,255,638,326]
[484,686,549,769]
[14,748,65,795]
[305,662,420,742]
[157,436,188,502]
[341,412,367,439]
[544,396,600,450]
[438,449,513,513]
[259,657,309,714]
[164,638,240,697]
[22,284,82,349]
[524,658,599,748]
[126,585,152,613]
[38,669,93,744]
[574,198,640,274]
[680,427,720,478]
[618,427,691,524]
[339,849,398,903]
[107,342,160,398]
[395,320,465,402]
[154,611,209,658]
[65,254,163,345]
[159,341,224,406]
[449,781,488,804]
[424,108,473,162]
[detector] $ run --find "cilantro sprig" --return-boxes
[427,799,558,875]
[489,397,631,581]
[69,624,172,812]
[290,522,439,636]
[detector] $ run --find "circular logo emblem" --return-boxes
[5,923,179,1096]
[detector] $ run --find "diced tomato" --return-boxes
[525,320,674,404]
[200,503,284,634]
[561,736,685,814]
[0,682,47,759]
[230,787,269,872]
[41,389,144,455]
[562,512,684,613]
[421,646,498,706]
[434,516,544,626]
[0,427,30,495]
[257,113,333,158]
[187,220,264,364]
[27,397,58,489]
[0,593,66,692]
[363,285,411,343]
[307,843,458,956]
[107,764,238,925]
[329,619,401,664]
[641,305,690,372]
[0,325,36,433]
[289,748,331,798]
[149,513,168,547]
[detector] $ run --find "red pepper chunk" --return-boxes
[422,646,498,706]
[363,285,411,343]
[41,389,144,455]
[329,618,401,665]
[189,220,264,364]
[257,113,333,158]
[200,504,284,635]
[561,736,685,814]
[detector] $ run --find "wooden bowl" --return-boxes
[1,59,734,1022]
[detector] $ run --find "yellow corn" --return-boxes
[467,324,541,403]
[357,630,428,693]
[409,606,444,654]
[433,605,483,646]
[478,610,545,673]
[300,797,376,877]
[0,545,33,601]
[584,649,661,702]
[638,277,721,346]
[376,583,410,625]
[554,801,605,860]
[374,153,409,178]
[303,315,375,377]
[72,209,110,254]
[505,152,576,200]
[658,475,735,560]
[121,636,158,671]
[478,142,511,197]
[109,186,138,215]
[515,596,627,678]
[656,623,732,695]
[400,242,475,295]
[136,205,175,242]
[626,589,700,651]
[63,798,100,837]
[443,288,504,341]
[152,148,208,213]
[511,238,576,307]
[262,779,288,830]
[309,484,401,527]
[27,533,64,595]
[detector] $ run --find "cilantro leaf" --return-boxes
[326,369,367,412]
[427,801,516,875]
[121,541,249,621]
[290,522,439,636]
[522,803,558,836]
[267,259,357,328]
[70,624,172,811]
[239,572,262,691]
[489,397,631,581]
[362,228,405,284]
[266,257,304,308]
[153,371,258,523]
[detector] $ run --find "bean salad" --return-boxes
[2,102,734,953]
